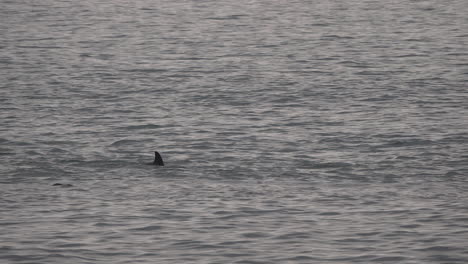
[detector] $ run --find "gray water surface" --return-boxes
[1,0,468,263]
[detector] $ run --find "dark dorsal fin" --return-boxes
[153,151,164,166]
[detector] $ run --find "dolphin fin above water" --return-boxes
[153,151,164,166]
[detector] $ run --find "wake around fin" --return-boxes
[153,151,164,166]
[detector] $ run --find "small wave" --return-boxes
[321,34,355,40]
[274,232,312,240]
[313,162,353,169]
[117,124,161,130]
[371,256,406,262]
[360,94,399,102]
[378,139,434,148]
[206,14,247,20]
[38,140,74,145]
[122,68,169,73]
[241,232,270,239]
[318,211,341,216]
[355,71,387,76]
[129,225,163,231]
[109,139,140,146]
[16,45,63,49]
[417,245,463,252]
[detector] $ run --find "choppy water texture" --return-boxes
[1,0,468,263]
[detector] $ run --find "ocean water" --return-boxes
[1,0,468,263]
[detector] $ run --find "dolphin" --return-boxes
[153,151,164,166]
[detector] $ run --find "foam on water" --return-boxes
[1,0,468,263]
